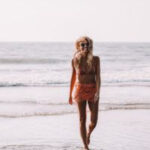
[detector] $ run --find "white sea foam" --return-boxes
[0,86,149,118]
[0,42,150,87]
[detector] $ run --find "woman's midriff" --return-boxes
[76,73,96,84]
[73,82,97,102]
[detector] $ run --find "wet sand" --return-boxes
[0,109,150,150]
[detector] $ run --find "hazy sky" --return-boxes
[0,0,150,42]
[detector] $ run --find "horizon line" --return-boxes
[0,41,150,43]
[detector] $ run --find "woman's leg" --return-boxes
[87,99,99,145]
[77,100,89,149]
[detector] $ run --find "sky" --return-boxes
[0,0,150,42]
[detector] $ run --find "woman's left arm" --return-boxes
[94,56,101,102]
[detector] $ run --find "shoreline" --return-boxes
[0,109,150,150]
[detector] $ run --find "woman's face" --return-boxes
[78,39,89,54]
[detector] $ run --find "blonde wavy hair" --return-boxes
[74,36,93,70]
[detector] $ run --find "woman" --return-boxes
[68,36,101,150]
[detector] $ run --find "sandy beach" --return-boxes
[0,109,150,150]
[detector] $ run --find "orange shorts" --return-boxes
[73,83,97,102]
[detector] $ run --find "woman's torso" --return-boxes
[74,56,97,84]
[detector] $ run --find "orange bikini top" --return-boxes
[77,61,96,75]
[78,69,95,75]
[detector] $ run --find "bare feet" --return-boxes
[86,132,91,145]
[84,145,89,150]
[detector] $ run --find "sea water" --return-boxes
[0,42,150,118]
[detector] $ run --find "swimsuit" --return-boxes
[73,59,97,102]
[73,82,97,102]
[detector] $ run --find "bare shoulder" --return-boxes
[71,57,75,65]
[71,58,74,63]
[93,56,100,64]
[71,58,77,70]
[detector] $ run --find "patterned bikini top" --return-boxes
[77,59,96,75]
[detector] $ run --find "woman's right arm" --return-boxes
[68,58,76,105]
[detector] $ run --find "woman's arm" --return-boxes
[94,56,101,102]
[68,58,76,105]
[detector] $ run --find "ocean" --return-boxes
[0,42,150,150]
[0,42,150,118]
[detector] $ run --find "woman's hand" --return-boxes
[69,96,73,105]
[94,92,99,103]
